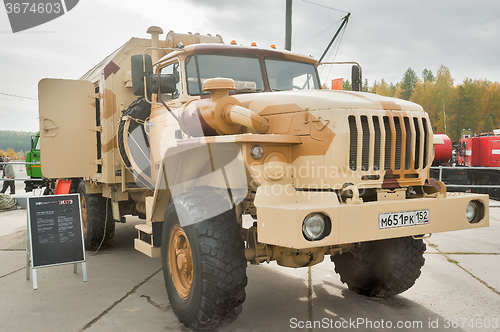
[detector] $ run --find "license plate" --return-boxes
[379,209,429,229]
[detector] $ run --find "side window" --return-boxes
[186,55,202,95]
[160,62,180,100]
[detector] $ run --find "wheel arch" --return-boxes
[146,139,248,247]
[149,140,248,226]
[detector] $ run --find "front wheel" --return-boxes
[331,236,426,297]
[162,190,247,330]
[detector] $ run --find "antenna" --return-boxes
[318,13,350,63]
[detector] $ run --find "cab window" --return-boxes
[265,58,320,91]
[160,62,180,100]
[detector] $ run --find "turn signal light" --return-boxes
[231,40,237,45]
[270,44,276,49]
[251,42,257,47]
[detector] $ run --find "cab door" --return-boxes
[38,78,98,179]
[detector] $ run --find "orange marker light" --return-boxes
[231,40,237,45]
[270,44,276,49]
[251,42,257,47]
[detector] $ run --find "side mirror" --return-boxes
[151,74,176,94]
[131,54,153,96]
[351,65,362,92]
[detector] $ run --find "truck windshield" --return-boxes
[264,58,320,91]
[34,135,40,151]
[186,54,265,95]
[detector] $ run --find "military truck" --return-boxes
[38,26,489,330]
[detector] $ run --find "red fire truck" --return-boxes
[432,132,500,199]
[457,135,500,167]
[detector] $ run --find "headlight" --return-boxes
[466,201,477,223]
[302,213,330,241]
[250,145,264,160]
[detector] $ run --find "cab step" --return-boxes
[134,224,161,258]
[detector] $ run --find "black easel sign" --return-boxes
[27,194,87,289]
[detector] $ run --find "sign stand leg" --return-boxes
[26,246,31,281]
[32,269,38,290]
[26,214,31,281]
[26,251,30,280]
[74,263,77,274]
[82,262,88,282]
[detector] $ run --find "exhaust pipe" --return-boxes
[147,26,163,63]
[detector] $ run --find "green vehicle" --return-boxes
[25,132,41,177]
[25,132,53,194]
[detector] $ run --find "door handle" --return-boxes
[41,118,58,137]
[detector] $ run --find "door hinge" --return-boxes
[92,159,103,165]
[91,126,102,132]
[89,92,101,99]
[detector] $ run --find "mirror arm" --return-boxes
[143,53,153,103]
[156,73,189,135]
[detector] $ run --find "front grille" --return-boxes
[348,114,431,173]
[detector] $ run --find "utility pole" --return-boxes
[443,96,447,134]
[285,0,292,51]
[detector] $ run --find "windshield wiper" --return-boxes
[231,88,263,94]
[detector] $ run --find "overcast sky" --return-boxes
[1,0,499,132]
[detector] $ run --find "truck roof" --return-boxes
[157,43,318,66]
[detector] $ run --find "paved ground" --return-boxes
[1,167,499,331]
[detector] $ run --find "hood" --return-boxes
[232,89,424,116]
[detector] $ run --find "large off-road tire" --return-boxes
[331,236,426,297]
[162,190,247,330]
[77,181,115,250]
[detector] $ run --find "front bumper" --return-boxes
[254,184,489,249]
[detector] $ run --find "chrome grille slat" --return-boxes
[348,114,430,175]
[361,116,370,171]
[383,116,392,170]
[373,116,381,171]
[404,117,412,170]
[413,117,421,169]
[423,118,429,167]
[348,115,357,171]
[394,117,402,170]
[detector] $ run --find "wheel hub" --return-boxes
[170,226,193,298]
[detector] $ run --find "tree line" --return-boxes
[344,65,500,144]
[0,130,35,158]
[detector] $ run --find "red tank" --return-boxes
[433,134,452,165]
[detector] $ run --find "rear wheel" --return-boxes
[77,181,115,250]
[331,236,425,297]
[162,190,247,330]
